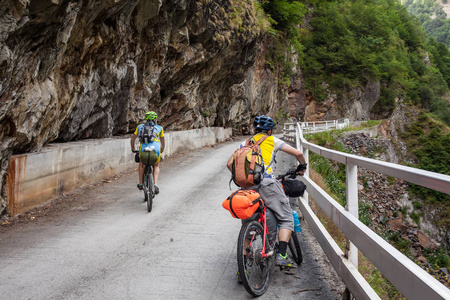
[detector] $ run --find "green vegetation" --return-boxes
[299,0,449,119]
[361,120,382,128]
[305,131,349,152]
[258,0,450,125]
[261,0,308,85]
[424,247,450,269]
[359,202,372,226]
[386,231,413,258]
[399,112,450,230]
[305,132,348,205]
[409,210,424,226]
[364,267,404,299]
[400,113,449,194]
[401,0,450,47]
[310,152,347,205]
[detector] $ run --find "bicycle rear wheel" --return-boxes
[144,166,154,212]
[288,232,302,265]
[237,220,270,297]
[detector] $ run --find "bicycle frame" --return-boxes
[255,206,273,259]
[144,165,153,190]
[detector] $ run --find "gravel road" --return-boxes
[0,137,345,299]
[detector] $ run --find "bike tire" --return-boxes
[288,232,303,265]
[237,220,270,297]
[146,166,154,212]
[143,166,149,203]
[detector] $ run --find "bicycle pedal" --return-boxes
[278,265,291,271]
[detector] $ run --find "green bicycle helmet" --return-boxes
[144,111,158,121]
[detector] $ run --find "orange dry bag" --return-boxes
[222,189,264,219]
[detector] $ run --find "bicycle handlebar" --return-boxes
[276,170,297,180]
[275,163,307,180]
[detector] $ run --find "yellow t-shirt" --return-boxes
[248,133,286,177]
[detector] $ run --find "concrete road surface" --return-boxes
[0,137,345,299]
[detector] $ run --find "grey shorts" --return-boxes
[257,177,294,231]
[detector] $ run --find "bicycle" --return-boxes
[236,170,303,297]
[133,150,155,212]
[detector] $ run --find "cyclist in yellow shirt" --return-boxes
[245,115,306,267]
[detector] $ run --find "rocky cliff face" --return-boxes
[0,0,382,215]
[301,79,381,122]
[0,0,290,215]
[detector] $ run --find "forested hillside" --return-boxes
[401,0,450,47]
[266,0,450,125]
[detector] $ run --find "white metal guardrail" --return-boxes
[301,119,350,133]
[283,122,450,300]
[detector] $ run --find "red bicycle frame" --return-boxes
[256,206,273,259]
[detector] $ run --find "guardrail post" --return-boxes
[297,123,309,201]
[346,162,359,268]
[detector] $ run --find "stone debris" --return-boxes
[339,130,448,287]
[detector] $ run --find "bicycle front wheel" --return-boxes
[237,220,270,297]
[146,167,154,212]
[288,232,303,265]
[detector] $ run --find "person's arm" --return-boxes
[160,136,165,153]
[280,143,307,176]
[131,134,137,152]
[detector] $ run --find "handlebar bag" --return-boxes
[281,178,306,197]
[222,189,264,219]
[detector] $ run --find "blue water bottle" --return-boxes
[292,211,301,233]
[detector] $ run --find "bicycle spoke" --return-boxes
[237,221,270,296]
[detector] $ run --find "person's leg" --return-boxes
[278,228,292,243]
[153,162,160,185]
[258,178,296,267]
[276,228,292,261]
[137,162,144,189]
[153,162,160,194]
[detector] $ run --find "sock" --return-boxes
[277,241,288,256]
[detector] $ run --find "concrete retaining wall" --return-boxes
[6,127,232,216]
